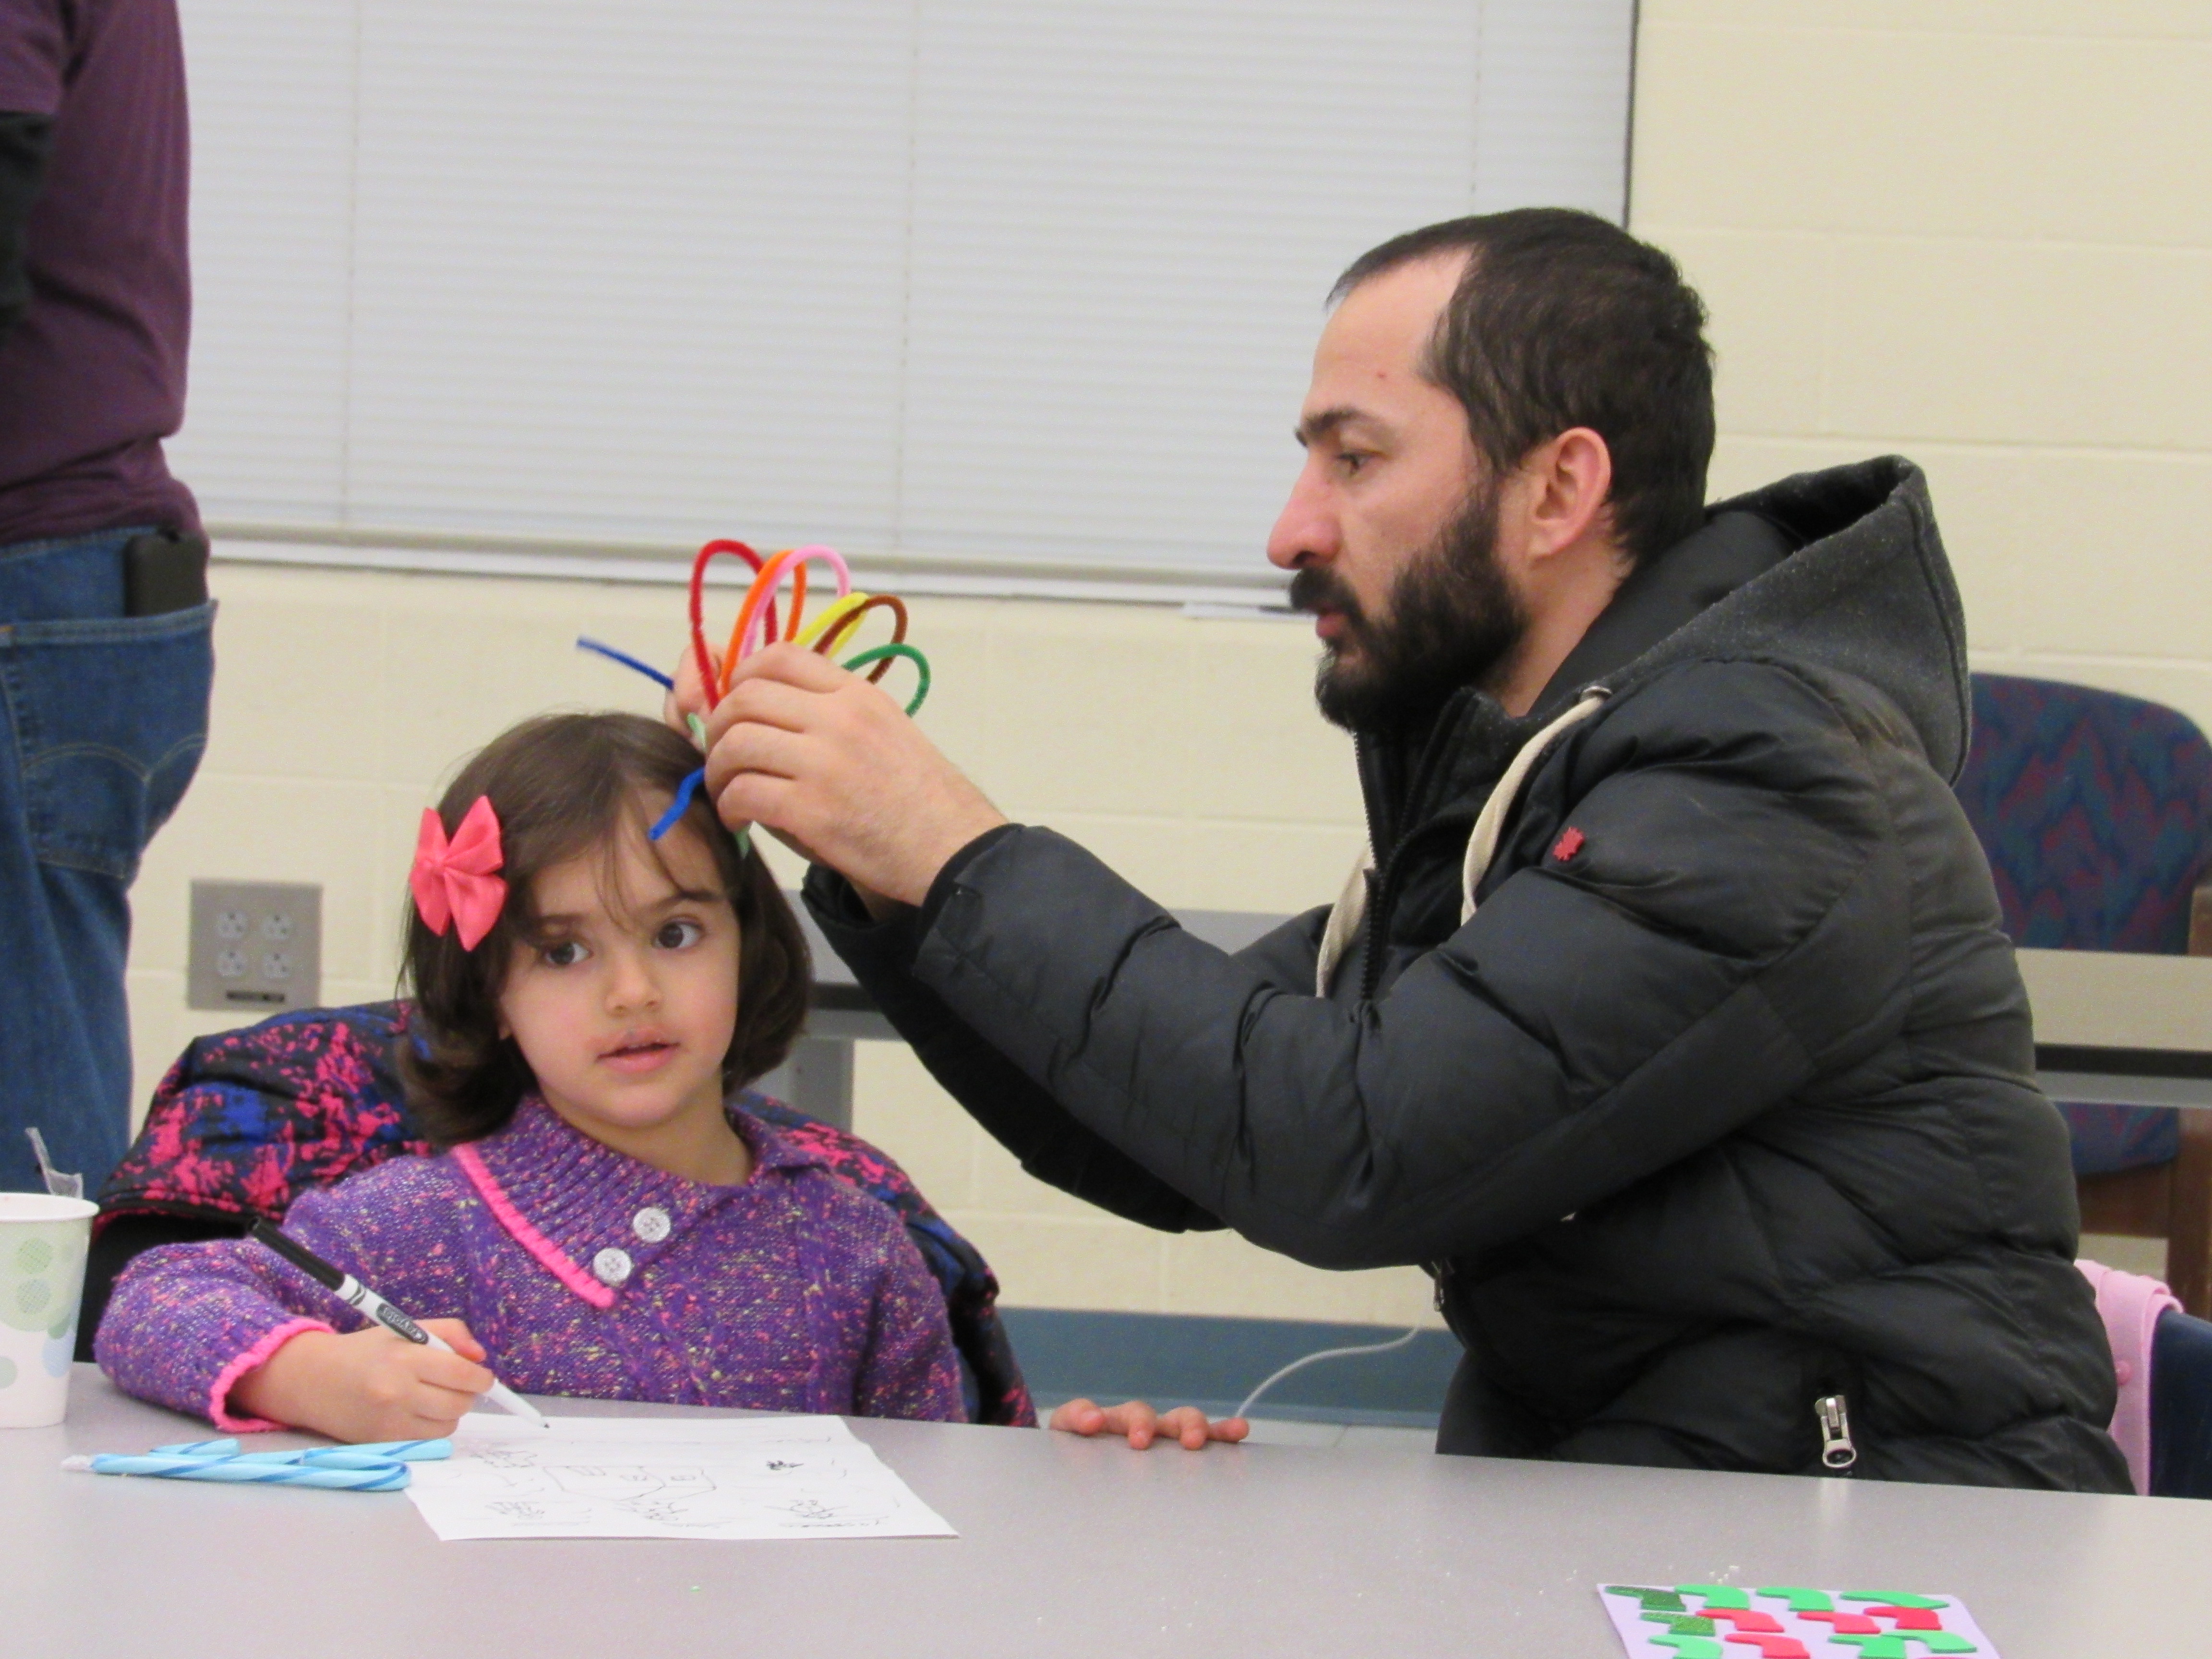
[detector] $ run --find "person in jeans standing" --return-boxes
[0,0,211,1194]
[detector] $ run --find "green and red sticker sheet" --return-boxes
[1599,1584,2002,1659]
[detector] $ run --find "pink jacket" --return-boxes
[2075,1258,2179,1494]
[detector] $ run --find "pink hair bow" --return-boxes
[410,796,507,950]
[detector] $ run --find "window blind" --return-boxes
[175,0,1635,603]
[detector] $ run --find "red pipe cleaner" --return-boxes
[687,539,768,707]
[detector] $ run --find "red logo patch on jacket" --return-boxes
[1551,827,1586,863]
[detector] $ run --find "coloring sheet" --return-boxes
[1599,1583,2002,1659]
[405,1414,957,1542]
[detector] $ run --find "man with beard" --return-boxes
[687,209,2129,1490]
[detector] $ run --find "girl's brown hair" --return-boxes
[398,711,809,1146]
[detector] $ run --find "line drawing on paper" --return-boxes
[402,1415,954,1542]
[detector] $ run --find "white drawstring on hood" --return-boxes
[1314,690,1608,996]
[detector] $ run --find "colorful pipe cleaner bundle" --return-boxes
[577,539,932,844]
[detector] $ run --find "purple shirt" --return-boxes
[96,1099,967,1430]
[0,0,195,545]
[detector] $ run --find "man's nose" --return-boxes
[1266,459,1341,572]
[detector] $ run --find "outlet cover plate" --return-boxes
[188,880,323,1013]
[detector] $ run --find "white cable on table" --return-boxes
[1233,1322,1427,1421]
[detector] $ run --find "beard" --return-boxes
[1292,484,1529,733]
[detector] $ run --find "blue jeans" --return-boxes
[0,527,213,1194]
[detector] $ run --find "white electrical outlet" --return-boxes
[188,882,322,1012]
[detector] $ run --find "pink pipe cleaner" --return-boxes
[736,545,851,665]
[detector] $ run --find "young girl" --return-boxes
[96,711,964,1440]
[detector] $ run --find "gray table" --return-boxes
[764,907,1284,1127]
[9,1367,2211,1659]
[2020,948,2212,1110]
[775,913,2212,1125]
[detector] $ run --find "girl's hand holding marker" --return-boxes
[226,1312,503,1446]
[228,1222,547,1444]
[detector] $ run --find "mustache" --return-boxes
[1288,566,1365,632]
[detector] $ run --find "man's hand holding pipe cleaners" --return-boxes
[702,642,1004,908]
[679,539,929,713]
[577,539,933,846]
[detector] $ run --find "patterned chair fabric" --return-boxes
[95,1001,1036,1428]
[1955,674,2212,1174]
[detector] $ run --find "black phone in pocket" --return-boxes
[121,528,210,616]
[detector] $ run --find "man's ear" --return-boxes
[1521,427,1616,565]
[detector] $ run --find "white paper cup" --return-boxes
[0,1193,97,1427]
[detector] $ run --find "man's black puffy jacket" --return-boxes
[809,457,2130,1491]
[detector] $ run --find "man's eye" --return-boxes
[655,919,705,950]
[1338,451,1370,475]
[541,940,588,969]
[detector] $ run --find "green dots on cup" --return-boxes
[0,1223,87,1333]
[0,1202,94,1425]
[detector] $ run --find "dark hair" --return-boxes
[398,711,810,1146]
[1332,208,1715,565]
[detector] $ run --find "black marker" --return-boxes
[250,1221,547,1424]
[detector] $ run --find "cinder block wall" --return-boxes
[1636,0,2212,724]
[122,0,2211,1316]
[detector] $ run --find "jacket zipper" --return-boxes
[1352,697,1538,1004]
[1355,733,1447,1308]
[1358,860,1398,1003]
[1815,1392,1858,1473]
[1352,732,1399,1005]
[1351,731,1454,1006]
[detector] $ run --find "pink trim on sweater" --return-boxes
[453,1142,616,1309]
[2077,1257,2181,1495]
[208,1317,337,1432]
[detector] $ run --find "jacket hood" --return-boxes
[1355,456,1971,859]
[1539,455,1972,780]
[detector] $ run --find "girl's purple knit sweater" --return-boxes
[96,1097,966,1430]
